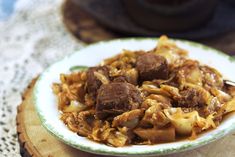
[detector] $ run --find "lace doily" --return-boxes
[0,0,84,156]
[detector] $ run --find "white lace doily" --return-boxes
[0,0,84,156]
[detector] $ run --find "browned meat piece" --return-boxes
[178,88,205,108]
[86,66,109,98]
[96,82,142,119]
[136,53,168,82]
[113,76,127,83]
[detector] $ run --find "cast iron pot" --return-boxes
[122,0,218,32]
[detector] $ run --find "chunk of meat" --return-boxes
[86,66,109,98]
[113,76,127,83]
[136,53,168,82]
[134,126,175,142]
[178,87,205,108]
[96,82,142,119]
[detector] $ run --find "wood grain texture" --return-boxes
[16,79,235,157]
[16,79,98,157]
[62,0,119,44]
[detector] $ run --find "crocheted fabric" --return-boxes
[0,0,84,156]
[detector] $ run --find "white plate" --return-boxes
[34,38,235,156]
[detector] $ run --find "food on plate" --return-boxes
[52,36,235,147]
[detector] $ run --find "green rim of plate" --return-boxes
[33,37,235,156]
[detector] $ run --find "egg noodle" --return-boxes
[52,36,235,147]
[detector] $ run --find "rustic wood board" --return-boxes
[62,0,235,56]
[16,79,235,157]
[16,79,97,157]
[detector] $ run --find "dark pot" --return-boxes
[224,0,235,6]
[122,0,218,32]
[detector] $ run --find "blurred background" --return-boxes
[62,0,235,55]
[0,0,16,20]
[0,0,235,156]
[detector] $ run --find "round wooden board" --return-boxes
[16,79,97,157]
[16,79,235,157]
